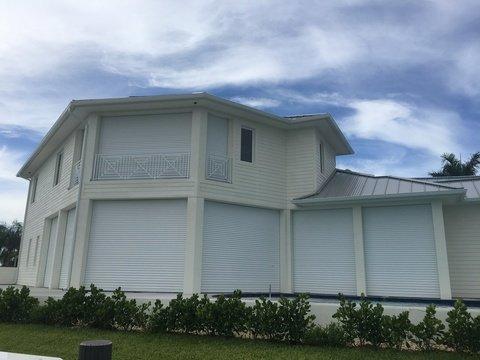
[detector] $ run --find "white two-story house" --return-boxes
[14,93,480,302]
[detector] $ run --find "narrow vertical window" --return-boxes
[26,239,32,266]
[31,176,38,203]
[240,127,254,163]
[53,151,63,186]
[319,143,325,173]
[33,236,40,266]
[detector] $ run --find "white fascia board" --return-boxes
[292,189,467,206]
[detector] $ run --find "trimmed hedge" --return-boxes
[0,285,479,353]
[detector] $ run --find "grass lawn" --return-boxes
[0,324,471,360]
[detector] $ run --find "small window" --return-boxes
[240,127,254,163]
[53,151,63,186]
[26,239,32,266]
[30,176,38,203]
[319,143,325,173]
[33,236,40,266]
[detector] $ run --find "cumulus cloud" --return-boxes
[341,99,462,155]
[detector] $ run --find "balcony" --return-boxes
[92,153,190,181]
[206,154,231,183]
[70,160,81,187]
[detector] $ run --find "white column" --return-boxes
[183,197,205,295]
[352,206,367,296]
[431,200,452,300]
[70,115,99,288]
[49,209,68,289]
[280,209,293,293]
[190,108,208,186]
[182,108,208,295]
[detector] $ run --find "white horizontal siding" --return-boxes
[98,113,191,155]
[363,205,440,298]
[293,208,356,295]
[315,131,336,189]
[200,117,287,208]
[286,129,317,200]
[84,199,187,292]
[201,201,280,293]
[17,134,79,286]
[444,204,480,299]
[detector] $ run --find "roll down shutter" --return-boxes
[293,208,356,295]
[84,200,187,292]
[59,207,76,289]
[444,205,480,299]
[43,216,58,288]
[202,201,280,293]
[363,204,440,298]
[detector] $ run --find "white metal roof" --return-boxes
[293,169,468,205]
[417,176,480,201]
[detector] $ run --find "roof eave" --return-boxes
[292,189,467,206]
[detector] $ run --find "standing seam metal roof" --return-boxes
[295,169,469,203]
[416,176,480,200]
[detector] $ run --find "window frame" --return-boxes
[30,176,38,203]
[53,150,64,186]
[319,142,325,173]
[240,126,255,163]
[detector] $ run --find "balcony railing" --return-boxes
[93,153,190,181]
[70,160,81,187]
[206,154,231,183]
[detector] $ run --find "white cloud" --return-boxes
[0,187,28,223]
[0,146,28,223]
[342,99,462,155]
[449,44,480,97]
[0,146,25,183]
[230,97,280,109]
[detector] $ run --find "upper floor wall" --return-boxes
[74,108,338,208]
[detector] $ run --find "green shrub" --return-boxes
[411,305,445,351]
[382,311,412,350]
[166,294,204,333]
[248,296,282,340]
[34,285,116,329]
[332,295,357,345]
[111,288,150,331]
[471,315,480,353]
[82,284,115,329]
[34,296,62,325]
[304,323,347,347]
[333,295,414,348]
[147,300,169,333]
[443,299,480,353]
[201,291,248,337]
[356,297,384,346]
[0,286,39,323]
[277,294,315,343]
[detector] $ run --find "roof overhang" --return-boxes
[292,189,467,207]
[17,93,354,179]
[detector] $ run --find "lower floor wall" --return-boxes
[16,196,480,301]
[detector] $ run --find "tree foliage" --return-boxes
[0,221,22,267]
[430,152,480,177]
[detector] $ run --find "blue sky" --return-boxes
[1,0,479,222]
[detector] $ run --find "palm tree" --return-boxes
[429,152,480,177]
